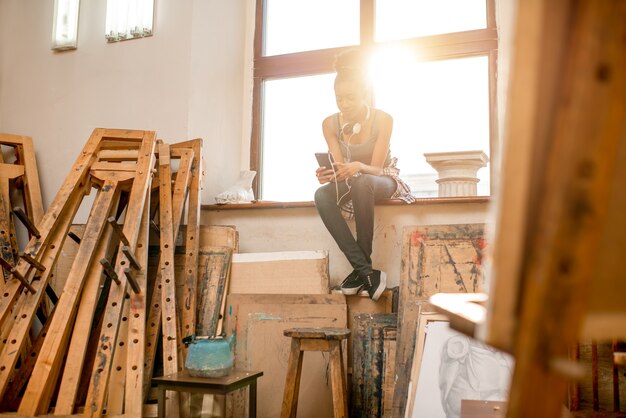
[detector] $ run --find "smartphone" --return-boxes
[315,152,334,168]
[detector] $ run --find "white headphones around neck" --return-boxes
[341,105,371,136]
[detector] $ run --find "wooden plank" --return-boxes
[381,327,397,418]
[124,187,152,417]
[584,101,626,338]
[392,224,486,418]
[175,225,239,251]
[0,163,24,179]
[482,0,572,354]
[350,313,397,418]
[157,142,182,417]
[345,290,394,373]
[18,174,125,415]
[97,149,139,162]
[90,161,138,172]
[171,139,203,343]
[196,247,233,337]
[54,220,117,414]
[570,340,626,414]
[15,135,45,225]
[505,1,626,416]
[460,400,507,418]
[0,134,44,225]
[1,304,56,411]
[143,261,163,401]
[84,130,156,418]
[213,248,234,338]
[50,225,84,294]
[224,294,347,418]
[106,297,130,415]
[229,251,329,295]
[186,225,239,252]
[142,148,192,402]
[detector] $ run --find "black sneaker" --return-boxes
[340,270,365,295]
[362,270,387,301]
[331,270,357,293]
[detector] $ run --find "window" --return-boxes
[105,0,154,42]
[251,0,497,201]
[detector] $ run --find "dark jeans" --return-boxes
[314,174,396,276]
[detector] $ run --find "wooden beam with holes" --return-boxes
[142,145,193,402]
[84,131,156,418]
[18,173,126,416]
[53,217,118,415]
[171,139,203,346]
[123,187,151,417]
[156,142,182,417]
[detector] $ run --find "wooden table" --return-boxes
[152,369,263,418]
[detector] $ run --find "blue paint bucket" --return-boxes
[184,335,235,378]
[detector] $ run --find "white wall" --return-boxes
[0,0,251,215]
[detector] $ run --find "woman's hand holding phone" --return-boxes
[316,166,335,184]
[315,152,337,184]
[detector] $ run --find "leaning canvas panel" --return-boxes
[393,224,487,418]
[224,294,347,418]
[407,312,514,418]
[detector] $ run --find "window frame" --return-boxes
[250,0,498,200]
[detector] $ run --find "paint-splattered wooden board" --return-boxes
[345,289,395,374]
[351,313,397,418]
[392,224,486,418]
[404,224,487,298]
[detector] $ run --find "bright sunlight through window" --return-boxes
[375,0,487,42]
[264,0,359,56]
[258,1,492,201]
[261,49,490,201]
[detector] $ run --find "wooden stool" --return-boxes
[281,327,350,418]
[152,369,263,418]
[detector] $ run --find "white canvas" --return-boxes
[411,321,513,418]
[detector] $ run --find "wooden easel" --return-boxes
[430,1,626,416]
[0,129,216,417]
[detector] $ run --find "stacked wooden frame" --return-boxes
[0,129,205,417]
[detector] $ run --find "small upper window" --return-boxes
[105,0,155,43]
[264,0,360,56]
[375,0,487,42]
